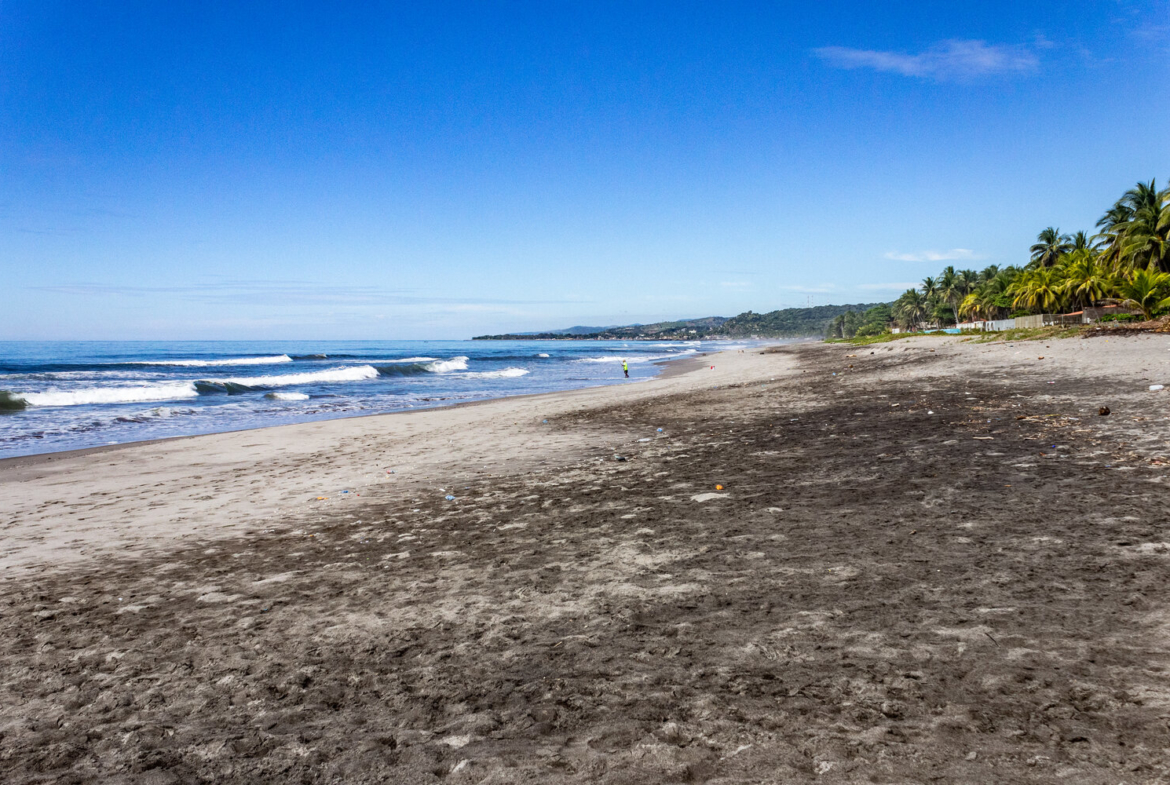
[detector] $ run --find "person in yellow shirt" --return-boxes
[622,359,629,378]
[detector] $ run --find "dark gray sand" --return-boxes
[3,344,1168,783]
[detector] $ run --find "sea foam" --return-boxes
[17,383,201,407]
[462,367,529,379]
[130,355,294,367]
[425,357,469,373]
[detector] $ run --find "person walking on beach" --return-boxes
[622,359,629,378]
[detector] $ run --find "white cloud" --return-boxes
[883,248,983,263]
[859,282,921,290]
[814,39,1038,81]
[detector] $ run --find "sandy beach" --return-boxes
[3,336,1170,782]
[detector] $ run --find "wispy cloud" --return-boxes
[29,280,582,307]
[814,39,1039,81]
[859,282,921,291]
[883,248,983,263]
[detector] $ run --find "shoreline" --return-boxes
[4,335,1170,781]
[0,350,716,470]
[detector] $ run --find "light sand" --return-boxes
[0,349,790,576]
[4,333,1167,577]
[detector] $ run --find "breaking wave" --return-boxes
[130,355,293,367]
[426,357,469,373]
[577,350,695,364]
[265,392,310,401]
[15,383,201,408]
[462,367,529,379]
[0,391,29,411]
[374,356,468,377]
[194,365,380,394]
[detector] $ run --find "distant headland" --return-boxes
[472,303,887,340]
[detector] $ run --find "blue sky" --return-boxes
[2,1,1168,339]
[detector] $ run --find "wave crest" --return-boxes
[195,365,379,393]
[463,367,529,379]
[17,383,201,407]
[130,355,293,367]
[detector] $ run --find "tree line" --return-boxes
[829,179,1169,338]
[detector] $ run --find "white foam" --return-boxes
[578,350,695,364]
[265,392,310,401]
[214,365,380,388]
[537,353,550,358]
[463,367,529,379]
[131,355,294,367]
[19,383,200,407]
[425,357,469,373]
[380,357,437,363]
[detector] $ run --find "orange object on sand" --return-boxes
[715,484,723,490]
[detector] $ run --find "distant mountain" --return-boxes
[473,303,886,340]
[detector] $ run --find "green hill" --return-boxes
[473,303,886,340]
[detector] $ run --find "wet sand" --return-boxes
[2,336,1170,783]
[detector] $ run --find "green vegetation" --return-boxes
[829,178,1169,338]
[965,325,1085,343]
[474,303,886,340]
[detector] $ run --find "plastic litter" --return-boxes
[657,428,664,432]
[444,495,456,501]
[637,438,651,442]
[715,484,724,490]
[1098,406,1110,416]
[613,455,628,462]
[1151,384,1164,391]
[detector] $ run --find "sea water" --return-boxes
[0,339,730,458]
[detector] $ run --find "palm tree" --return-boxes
[1010,267,1066,312]
[978,265,1000,283]
[1116,268,1170,320]
[920,276,938,302]
[894,289,928,331]
[1030,227,1073,268]
[1070,231,1094,251]
[1060,249,1114,310]
[1095,202,1135,270]
[1119,180,1170,271]
[938,266,961,325]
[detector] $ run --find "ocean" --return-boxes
[0,339,738,459]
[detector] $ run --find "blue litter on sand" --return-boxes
[445,495,456,501]
[657,428,664,432]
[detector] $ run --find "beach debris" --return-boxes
[1038,356,1044,360]
[691,492,728,503]
[542,419,548,424]
[657,427,664,432]
[715,484,724,490]
[613,455,628,462]
[637,438,651,442]
[444,495,456,501]
[315,496,328,501]
[1099,406,1111,416]
[342,490,349,494]
[1150,384,1164,391]
[927,410,934,415]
